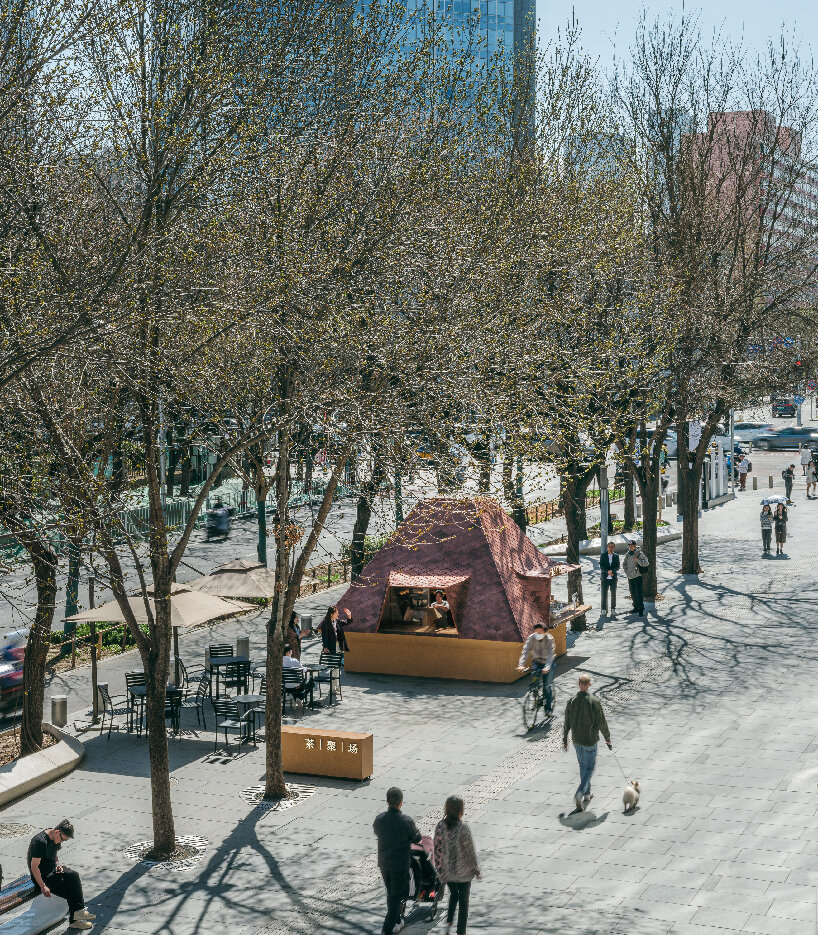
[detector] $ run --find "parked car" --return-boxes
[750,426,818,450]
[772,398,797,417]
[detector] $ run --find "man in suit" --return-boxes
[599,541,619,616]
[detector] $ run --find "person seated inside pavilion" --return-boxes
[430,590,450,629]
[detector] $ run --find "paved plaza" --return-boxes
[1,456,816,935]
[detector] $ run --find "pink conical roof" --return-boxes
[338,498,574,642]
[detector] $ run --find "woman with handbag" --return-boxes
[433,796,480,935]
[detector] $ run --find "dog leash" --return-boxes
[609,748,630,783]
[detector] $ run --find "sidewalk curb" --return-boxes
[0,723,85,808]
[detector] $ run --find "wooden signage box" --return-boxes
[281,726,373,780]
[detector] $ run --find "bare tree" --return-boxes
[614,15,818,574]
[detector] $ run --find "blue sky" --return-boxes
[536,1,817,74]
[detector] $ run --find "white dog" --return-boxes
[623,779,640,812]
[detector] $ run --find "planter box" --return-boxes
[282,726,373,780]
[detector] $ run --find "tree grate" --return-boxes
[124,835,208,872]
[239,783,318,812]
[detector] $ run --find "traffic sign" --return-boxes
[794,394,805,405]
[808,379,817,393]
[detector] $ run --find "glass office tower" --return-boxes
[357,0,535,77]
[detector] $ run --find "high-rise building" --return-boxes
[355,0,535,92]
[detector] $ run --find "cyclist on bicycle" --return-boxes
[517,622,555,715]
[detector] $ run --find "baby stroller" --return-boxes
[402,835,444,924]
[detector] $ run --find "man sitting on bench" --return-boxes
[27,820,95,930]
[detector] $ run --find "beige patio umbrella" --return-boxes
[185,558,278,599]
[64,584,255,628]
[64,585,255,688]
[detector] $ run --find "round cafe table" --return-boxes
[234,694,264,742]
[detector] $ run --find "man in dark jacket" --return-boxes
[599,541,620,616]
[373,787,422,935]
[563,674,611,812]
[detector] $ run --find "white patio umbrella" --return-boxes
[186,558,277,599]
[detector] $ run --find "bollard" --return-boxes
[236,636,250,659]
[769,475,773,488]
[51,696,67,728]
[672,491,678,504]
[97,682,108,713]
[752,476,758,490]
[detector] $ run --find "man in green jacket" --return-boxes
[563,673,612,811]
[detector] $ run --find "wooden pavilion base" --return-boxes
[344,620,567,683]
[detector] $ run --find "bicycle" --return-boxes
[521,668,556,731]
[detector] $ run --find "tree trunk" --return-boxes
[679,459,703,574]
[264,423,291,801]
[502,447,514,504]
[166,427,180,499]
[394,467,403,526]
[112,437,126,492]
[179,443,192,497]
[64,537,80,624]
[351,491,373,580]
[563,470,593,629]
[639,470,661,598]
[144,600,175,856]
[257,498,267,566]
[623,462,635,531]
[20,541,57,756]
[513,456,527,531]
[476,445,491,494]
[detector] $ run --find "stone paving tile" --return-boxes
[5,476,818,935]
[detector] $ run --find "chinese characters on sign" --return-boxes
[305,737,358,753]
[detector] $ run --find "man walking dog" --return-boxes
[563,674,611,811]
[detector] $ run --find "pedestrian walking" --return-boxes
[738,455,750,491]
[774,503,788,555]
[782,464,795,501]
[760,505,773,555]
[373,787,421,935]
[622,540,649,616]
[562,674,611,812]
[807,463,817,499]
[599,541,620,617]
[800,446,812,475]
[27,821,96,930]
[433,796,481,935]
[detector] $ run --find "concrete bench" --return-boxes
[0,876,68,933]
